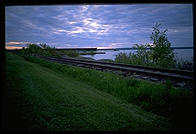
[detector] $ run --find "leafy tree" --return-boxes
[115,23,176,69]
[115,52,130,64]
[40,43,51,49]
[62,50,79,57]
[26,44,42,53]
[150,23,176,68]
[115,44,152,66]
[19,43,60,57]
[133,44,152,66]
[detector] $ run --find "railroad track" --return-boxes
[39,56,194,83]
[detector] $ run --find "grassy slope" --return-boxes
[4,52,168,131]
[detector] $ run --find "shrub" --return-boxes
[27,44,42,53]
[19,43,61,57]
[175,58,194,71]
[62,50,79,57]
[115,23,177,69]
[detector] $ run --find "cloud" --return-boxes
[168,25,193,34]
[5,41,46,49]
[56,44,79,48]
[5,4,193,49]
[22,19,50,33]
[67,21,77,25]
[5,46,23,50]
[71,27,85,34]
[6,41,30,46]
[52,17,112,37]
[108,42,125,48]
[81,5,89,12]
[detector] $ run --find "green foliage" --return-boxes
[20,47,28,54]
[19,43,61,57]
[165,79,173,89]
[5,52,169,130]
[89,51,96,55]
[40,43,50,49]
[61,50,79,57]
[27,44,42,53]
[80,51,96,56]
[115,44,156,67]
[23,54,193,122]
[131,44,153,66]
[175,58,194,71]
[133,44,151,64]
[115,23,177,69]
[115,52,130,64]
[150,23,176,68]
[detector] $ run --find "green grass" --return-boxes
[60,50,79,57]
[22,53,193,118]
[4,52,171,131]
[114,51,194,71]
[25,54,194,130]
[79,51,96,56]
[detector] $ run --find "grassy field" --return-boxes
[22,53,193,120]
[3,52,170,131]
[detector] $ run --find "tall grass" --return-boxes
[115,52,194,71]
[22,55,193,129]
[5,52,170,130]
[175,58,194,71]
[60,50,79,57]
[115,52,158,67]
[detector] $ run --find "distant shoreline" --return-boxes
[6,46,193,51]
[97,47,194,51]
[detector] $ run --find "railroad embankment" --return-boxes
[4,52,193,131]
[4,52,170,130]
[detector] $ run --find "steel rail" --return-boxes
[43,56,194,82]
[59,57,193,76]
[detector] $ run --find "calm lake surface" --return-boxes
[82,49,194,61]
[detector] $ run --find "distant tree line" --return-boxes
[20,43,80,57]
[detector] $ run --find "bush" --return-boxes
[115,44,156,67]
[150,23,176,68]
[115,23,177,69]
[27,44,42,53]
[115,52,130,64]
[62,50,79,57]
[175,58,194,71]
[19,44,61,57]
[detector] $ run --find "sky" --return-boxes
[5,4,193,49]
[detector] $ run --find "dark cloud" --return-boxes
[5,4,193,48]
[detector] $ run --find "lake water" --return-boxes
[82,49,194,62]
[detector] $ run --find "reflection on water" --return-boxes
[82,49,193,61]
